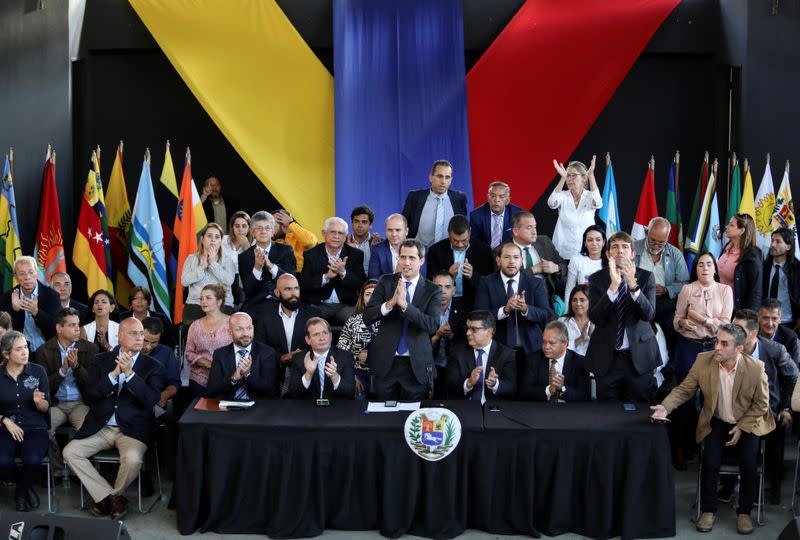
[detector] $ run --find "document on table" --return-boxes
[219,400,255,409]
[366,401,421,413]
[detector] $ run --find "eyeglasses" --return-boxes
[252,225,273,232]
[465,325,488,333]
[566,173,584,179]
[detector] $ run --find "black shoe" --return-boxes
[26,488,39,509]
[90,496,111,517]
[15,495,29,512]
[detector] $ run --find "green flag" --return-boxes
[726,160,742,223]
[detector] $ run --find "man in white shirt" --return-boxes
[286,317,355,399]
[347,205,382,274]
[518,321,591,401]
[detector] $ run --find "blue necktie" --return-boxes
[317,355,326,398]
[470,349,485,401]
[397,281,413,355]
[235,349,249,400]
[506,279,518,348]
[434,197,446,243]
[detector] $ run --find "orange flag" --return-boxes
[172,148,197,323]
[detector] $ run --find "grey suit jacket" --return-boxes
[632,239,689,299]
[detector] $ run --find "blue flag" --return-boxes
[128,156,171,321]
[599,160,620,237]
[703,187,722,259]
[685,171,717,269]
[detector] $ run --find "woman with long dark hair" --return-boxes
[564,225,605,302]
[718,213,762,310]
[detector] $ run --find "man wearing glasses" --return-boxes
[401,160,468,247]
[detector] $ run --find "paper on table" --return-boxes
[366,401,421,413]
[219,400,255,409]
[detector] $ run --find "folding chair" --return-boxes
[16,456,55,513]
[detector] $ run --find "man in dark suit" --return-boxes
[511,212,568,301]
[368,213,408,279]
[474,242,551,355]
[300,216,366,324]
[255,274,321,395]
[287,317,355,399]
[446,310,517,402]
[63,318,163,520]
[431,271,467,398]
[763,228,800,331]
[0,256,61,351]
[469,181,524,249]
[364,239,441,401]
[759,298,800,366]
[586,231,659,402]
[200,175,237,233]
[207,313,279,399]
[239,211,297,315]
[518,320,590,401]
[49,272,88,323]
[425,215,492,310]
[401,160,468,247]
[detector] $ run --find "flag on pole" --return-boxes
[739,159,755,218]
[631,158,658,241]
[0,152,22,291]
[128,151,171,320]
[157,141,179,297]
[726,156,742,223]
[105,142,133,307]
[598,153,620,237]
[772,161,799,259]
[685,167,718,269]
[33,146,66,284]
[685,152,709,248]
[703,161,722,258]
[172,148,199,323]
[665,151,683,250]
[754,154,776,257]
[73,150,114,295]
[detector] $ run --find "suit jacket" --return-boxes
[474,271,551,353]
[469,203,524,247]
[34,338,100,402]
[633,240,690,299]
[425,238,493,307]
[368,240,395,280]
[202,195,238,227]
[763,256,800,322]
[67,300,89,324]
[0,282,61,341]
[734,247,763,311]
[432,296,468,361]
[662,351,775,442]
[518,349,591,401]
[239,243,297,312]
[445,340,517,400]
[286,346,355,399]
[76,350,163,444]
[525,236,568,299]
[402,188,469,240]
[586,267,660,376]
[772,324,800,367]
[206,341,279,399]
[363,273,441,384]
[255,304,322,356]
[299,244,365,305]
[753,336,798,414]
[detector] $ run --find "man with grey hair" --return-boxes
[369,213,409,279]
[519,320,591,401]
[469,181,524,249]
[0,256,62,351]
[633,216,689,348]
[300,216,366,324]
[239,211,297,315]
[49,271,88,322]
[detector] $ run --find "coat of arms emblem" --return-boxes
[404,407,461,461]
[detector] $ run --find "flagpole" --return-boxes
[52,150,56,167]
[744,157,749,176]
[786,160,790,174]
[145,148,151,166]
[8,147,13,179]
[605,152,610,168]
[186,147,191,165]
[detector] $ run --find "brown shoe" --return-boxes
[90,497,111,517]
[110,495,128,520]
[696,512,716,532]
[737,513,754,534]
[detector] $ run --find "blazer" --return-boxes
[733,247,763,311]
[239,243,297,311]
[633,239,690,299]
[363,273,441,384]
[368,240,395,280]
[753,336,798,414]
[518,349,591,401]
[586,267,660,376]
[0,282,61,341]
[286,346,355,399]
[432,296,468,360]
[772,324,800,367]
[425,238,493,306]
[202,195,238,227]
[661,351,775,442]
[526,236,568,299]
[402,188,469,240]
[469,203,524,247]
[34,338,100,402]
[445,340,517,401]
[299,243,365,305]
[67,300,89,324]
[76,350,164,444]
[255,303,321,355]
[763,256,800,320]
[474,271,551,354]
[206,341,280,399]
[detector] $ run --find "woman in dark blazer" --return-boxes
[718,213,762,311]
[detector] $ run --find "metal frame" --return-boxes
[15,456,55,513]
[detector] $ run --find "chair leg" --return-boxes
[46,461,53,513]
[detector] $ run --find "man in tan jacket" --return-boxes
[651,323,774,535]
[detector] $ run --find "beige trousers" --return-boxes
[63,426,147,503]
[48,401,89,473]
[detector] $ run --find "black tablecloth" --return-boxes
[175,400,674,539]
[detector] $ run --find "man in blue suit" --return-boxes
[469,181,524,250]
[401,160,468,247]
[368,213,409,279]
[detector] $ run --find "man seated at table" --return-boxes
[63,317,163,520]
[518,320,590,401]
[207,312,279,400]
[446,310,516,403]
[287,317,355,400]
[650,323,774,535]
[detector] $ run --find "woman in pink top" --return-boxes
[717,213,763,310]
[184,283,232,397]
[670,252,733,468]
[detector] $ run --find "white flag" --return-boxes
[772,167,800,259]
[753,161,776,257]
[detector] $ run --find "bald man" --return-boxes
[63,317,164,520]
[207,312,279,399]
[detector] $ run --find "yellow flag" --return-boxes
[738,166,755,218]
[105,144,133,306]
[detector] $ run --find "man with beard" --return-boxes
[254,274,320,395]
[762,227,800,331]
[633,217,689,349]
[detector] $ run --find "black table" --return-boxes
[175,400,674,539]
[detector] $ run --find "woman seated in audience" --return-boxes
[718,213,762,311]
[181,222,235,325]
[337,279,380,400]
[80,289,119,352]
[0,330,50,511]
[558,284,593,356]
[222,211,251,306]
[564,225,606,302]
[0,311,11,340]
[671,251,733,469]
[547,155,602,259]
[184,284,232,397]
[119,286,173,347]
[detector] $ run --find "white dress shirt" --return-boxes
[544,351,567,399]
[381,274,421,356]
[462,343,499,404]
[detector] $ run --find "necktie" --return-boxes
[117,372,126,395]
[434,196,446,243]
[506,279,518,348]
[491,214,502,248]
[549,358,559,403]
[524,247,534,269]
[397,281,413,355]
[615,280,629,349]
[235,349,249,400]
[770,264,781,298]
[471,349,485,401]
[317,354,326,398]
